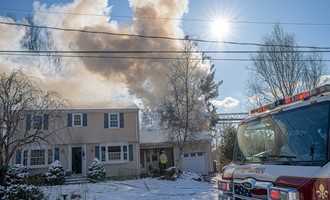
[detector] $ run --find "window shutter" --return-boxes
[104,113,109,128]
[26,114,31,130]
[95,146,100,159]
[83,113,87,126]
[16,150,22,164]
[43,114,49,130]
[54,148,60,161]
[120,113,124,128]
[67,114,72,127]
[129,144,133,161]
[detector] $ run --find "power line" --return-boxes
[1,21,330,50]
[1,7,330,26]
[1,52,330,62]
[1,50,330,54]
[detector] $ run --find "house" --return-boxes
[139,129,213,175]
[13,102,140,178]
[12,102,213,177]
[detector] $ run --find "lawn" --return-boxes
[42,172,219,200]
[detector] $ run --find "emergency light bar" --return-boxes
[249,84,330,115]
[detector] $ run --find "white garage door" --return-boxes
[182,152,207,175]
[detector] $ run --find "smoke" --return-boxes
[0,0,191,109]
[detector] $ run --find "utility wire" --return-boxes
[1,21,330,50]
[1,52,330,62]
[1,50,330,54]
[1,7,330,26]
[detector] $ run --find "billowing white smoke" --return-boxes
[0,0,209,109]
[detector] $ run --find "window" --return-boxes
[109,113,119,128]
[108,146,121,160]
[23,150,28,165]
[32,115,43,130]
[27,114,48,131]
[30,150,45,165]
[73,114,82,127]
[68,113,87,127]
[48,149,53,164]
[100,143,129,163]
[20,146,56,167]
[104,113,124,128]
[101,147,106,162]
[123,146,128,160]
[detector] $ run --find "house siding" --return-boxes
[12,106,140,178]
[68,112,138,144]
[84,143,139,177]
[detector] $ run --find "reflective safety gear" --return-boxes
[160,153,168,164]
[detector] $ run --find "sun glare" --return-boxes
[210,18,231,40]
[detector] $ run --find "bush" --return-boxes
[87,158,106,181]
[26,173,45,186]
[6,164,30,185]
[158,167,179,181]
[0,184,44,200]
[44,160,65,185]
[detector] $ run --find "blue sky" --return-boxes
[0,0,329,112]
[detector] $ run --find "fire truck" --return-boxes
[218,84,330,200]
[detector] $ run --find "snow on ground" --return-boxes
[42,172,219,200]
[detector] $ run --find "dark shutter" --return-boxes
[43,114,49,130]
[95,146,100,159]
[120,113,124,128]
[54,148,60,161]
[129,144,133,161]
[16,150,21,164]
[104,113,109,128]
[83,113,87,126]
[67,114,72,127]
[26,114,31,130]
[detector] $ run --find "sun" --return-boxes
[209,18,231,40]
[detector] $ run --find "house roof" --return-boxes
[67,101,139,112]
[140,129,168,144]
[139,129,213,144]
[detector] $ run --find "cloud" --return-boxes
[212,97,240,109]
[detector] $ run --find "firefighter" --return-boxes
[159,150,168,175]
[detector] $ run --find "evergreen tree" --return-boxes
[219,125,237,168]
[88,158,106,181]
[200,61,222,130]
[44,160,65,185]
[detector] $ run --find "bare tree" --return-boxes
[20,14,64,76]
[246,24,327,107]
[301,51,327,91]
[0,69,69,186]
[159,37,221,167]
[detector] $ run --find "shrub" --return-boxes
[26,173,45,186]
[87,158,106,181]
[44,160,65,185]
[6,164,30,185]
[159,167,179,181]
[0,184,44,200]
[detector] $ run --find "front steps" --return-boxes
[65,175,91,185]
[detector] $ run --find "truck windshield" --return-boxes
[234,102,329,165]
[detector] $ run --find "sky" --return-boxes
[0,0,329,113]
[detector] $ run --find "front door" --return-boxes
[72,147,82,174]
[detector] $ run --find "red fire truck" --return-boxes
[218,84,330,200]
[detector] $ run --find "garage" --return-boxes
[182,152,207,175]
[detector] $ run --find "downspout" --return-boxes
[136,111,140,175]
